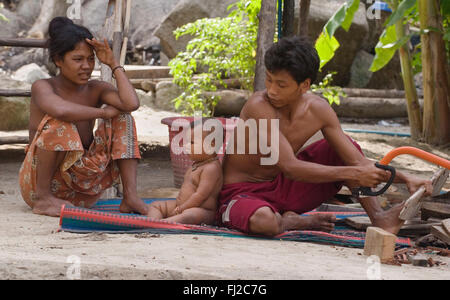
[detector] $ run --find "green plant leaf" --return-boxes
[384,0,417,28]
[315,32,340,70]
[369,25,413,72]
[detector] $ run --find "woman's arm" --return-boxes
[85,38,140,112]
[31,79,111,122]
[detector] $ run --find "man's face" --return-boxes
[264,70,310,108]
[55,41,95,85]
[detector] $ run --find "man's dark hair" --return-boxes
[264,36,320,84]
[46,17,94,63]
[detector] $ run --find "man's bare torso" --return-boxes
[29,78,103,149]
[223,91,328,184]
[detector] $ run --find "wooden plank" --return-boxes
[123,66,171,79]
[443,219,450,235]
[0,136,29,145]
[421,202,450,220]
[345,216,441,236]
[399,168,448,221]
[0,38,47,48]
[363,227,397,263]
[430,225,450,245]
[0,89,31,97]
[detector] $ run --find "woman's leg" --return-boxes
[33,148,73,217]
[116,158,149,215]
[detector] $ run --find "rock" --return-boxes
[154,80,182,112]
[12,63,50,84]
[0,74,31,131]
[0,5,30,38]
[348,50,374,88]
[210,90,251,117]
[81,0,181,50]
[135,89,155,108]
[0,96,30,130]
[293,0,369,87]
[154,0,237,59]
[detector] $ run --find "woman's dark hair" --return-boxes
[46,17,94,63]
[264,36,320,84]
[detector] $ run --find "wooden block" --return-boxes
[431,225,450,245]
[364,227,397,263]
[443,219,450,235]
[407,253,429,267]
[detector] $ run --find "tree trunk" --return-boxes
[254,0,276,92]
[27,0,70,38]
[282,0,295,37]
[392,0,423,140]
[419,0,450,145]
[298,0,311,36]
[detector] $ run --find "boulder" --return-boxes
[210,89,251,117]
[0,96,30,130]
[348,50,374,88]
[135,89,155,108]
[82,0,181,49]
[0,74,31,131]
[12,63,50,84]
[293,0,369,86]
[154,0,237,59]
[154,80,182,112]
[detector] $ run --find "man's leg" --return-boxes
[358,196,404,234]
[33,148,73,217]
[248,207,337,236]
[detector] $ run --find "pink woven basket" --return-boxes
[161,117,238,187]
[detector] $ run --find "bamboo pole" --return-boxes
[391,0,423,140]
[419,0,450,145]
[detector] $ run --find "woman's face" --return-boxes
[55,41,95,85]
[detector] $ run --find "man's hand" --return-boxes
[85,38,117,68]
[352,162,389,188]
[102,105,121,119]
[405,176,433,196]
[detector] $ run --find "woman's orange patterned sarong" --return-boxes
[19,113,141,208]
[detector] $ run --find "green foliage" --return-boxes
[315,0,360,70]
[311,72,346,106]
[169,0,261,116]
[0,3,9,22]
[370,0,417,72]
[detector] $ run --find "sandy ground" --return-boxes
[0,108,449,280]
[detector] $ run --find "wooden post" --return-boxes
[298,0,311,36]
[282,0,295,37]
[254,0,276,92]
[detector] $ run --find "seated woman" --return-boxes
[19,17,149,217]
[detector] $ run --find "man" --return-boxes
[217,36,432,236]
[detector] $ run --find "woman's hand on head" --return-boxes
[85,38,117,68]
